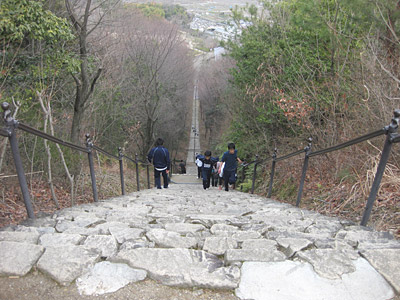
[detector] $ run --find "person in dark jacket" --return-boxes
[147,138,171,189]
[200,150,218,190]
[179,160,186,174]
[219,143,242,191]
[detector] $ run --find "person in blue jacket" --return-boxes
[147,138,171,189]
[219,143,242,191]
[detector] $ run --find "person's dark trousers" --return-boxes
[223,170,236,191]
[212,173,218,187]
[154,169,168,189]
[202,169,211,189]
[197,167,201,178]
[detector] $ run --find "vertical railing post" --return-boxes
[361,110,400,226]
[251,155,259,194]
[1,102,35,218]
[146,164,150,189]
[85,133,98,202]
[267,148,277,198]
[240,164,246,191]
[118,147,125,196]
[296,138,312,207]
[135,153,140,191]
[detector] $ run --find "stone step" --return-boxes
[0,184,398,299]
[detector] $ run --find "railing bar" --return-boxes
[391,134,400,143]
[309,129,385,158]
[275,149,304,162]
[122,155,136,164]
[92,145,119,160]
[18,123,88,153]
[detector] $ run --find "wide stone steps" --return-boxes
[0,184,399,299]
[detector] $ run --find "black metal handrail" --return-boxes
[18,122,89,153]
[1,102,153,219]
[242,109,400,226]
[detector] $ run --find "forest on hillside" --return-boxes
[0,0,195,224]
[198,0,400,236]
[0,0,399,236]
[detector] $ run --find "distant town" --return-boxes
[124,0,261,41]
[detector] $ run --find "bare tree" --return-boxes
[113,11,193,156]
[65,0,120,143]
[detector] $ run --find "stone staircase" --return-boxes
[0,183,399,299]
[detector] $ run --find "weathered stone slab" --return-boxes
[314,238,354,250]
[14,225,56,235]
[0,231,40,244]
[109,226,144,244]
[37,245,100,285]
[113,248,239,289]
[123,204,152,216]
[210,224,239,234]
[55,217,103,232]
[164,223,205,234]
[55,220,80,233]
[361,249,400,293]
[39,233,84,247]
[19,216,56,228]
[236,259,395,300]
[266,229,331,241]
[83,235,118,258]
[232,231,261,241]
[276,238,313,257]
[296,249,358,279]
[146,229,197,248]
[76,261,147,295]
[62,226,102,236]
[336,229,394,247]
[0,242,44,276]
[357,239,400,251]
[203,237,237,255]
[73,215,104,227]
[225,249,286,264]
[241,239,278,249]
[305,219,343,236]
[94,222,128,235]
[187,215,236,227]
[120,239,155,250]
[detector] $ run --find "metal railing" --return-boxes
[237,109,400,226]
[1,102,153,219]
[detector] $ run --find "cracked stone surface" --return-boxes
[236,259,395,300]
[0,184,398,298]
[76,261,147,295]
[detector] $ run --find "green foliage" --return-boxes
[124,3,165,18]
[0,0,74,42]
[223,0,383,160]
[0,0,77,116]
[163,4,188,20]
[276,177,297,201]
[239,179,252,193]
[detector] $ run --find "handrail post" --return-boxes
[146,164,150,189]
[1,102,35,218]
[361,110,400,226]
[86,133,98,202]
[240,164,246,192]
[135,153,140,191]
[251,155,259,194]
[267,148,277,198]
[118,147,125,195]
[296,138,312,207]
